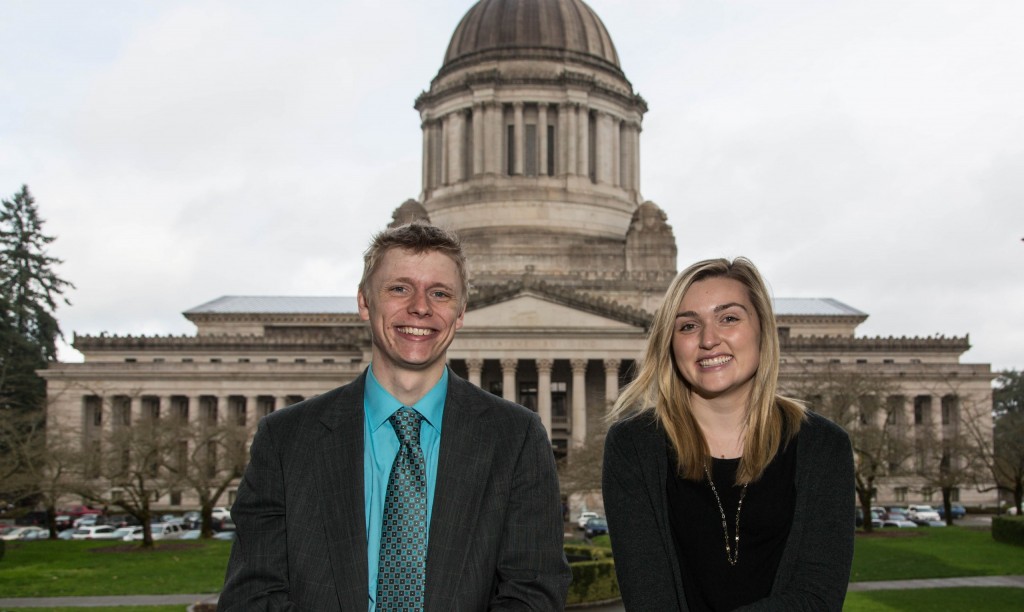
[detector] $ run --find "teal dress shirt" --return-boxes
[364,364,446,611]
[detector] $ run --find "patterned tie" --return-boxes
[376,407,428,611]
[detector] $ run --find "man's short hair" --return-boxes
[359,223,469,305]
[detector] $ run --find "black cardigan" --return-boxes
[602,411,855,611]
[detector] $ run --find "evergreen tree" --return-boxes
[0,185,73,414]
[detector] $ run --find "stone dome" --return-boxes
[443,0,621,74]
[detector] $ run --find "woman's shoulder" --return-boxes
[607,410,664,446]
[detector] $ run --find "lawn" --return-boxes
[0,539,231,597]
[1,527,1023,611]
[851,527,1024,582]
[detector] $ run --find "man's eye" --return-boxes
[431,291,452,300]
[388,286,407,294]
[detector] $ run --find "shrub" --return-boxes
[566,559,619,605]
[564,543,618,605]
[992,516,1024,547]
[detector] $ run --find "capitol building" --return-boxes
[42,0,995,509]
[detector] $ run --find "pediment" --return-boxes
[465,293,641,330]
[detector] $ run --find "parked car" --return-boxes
[213,530,237,541]
[57,528,77,540]
[936,503,967,520]
[882,515,918,528]
[907,505,941,524]
[855,508,883,528]
[147,522,184,541]
[70,525,120,540]
[583,517,609,539]
[211,507,232,521]
[54,515,73,530]
[0,526,48,541]
[180,529,202,540]
[63,505,103,518]
[577,511,600,530]
[73,515,100,528]
[183,511,201,529]
[112,526,143,541]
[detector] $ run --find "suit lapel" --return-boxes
[424,375,494,609]
[315,374,369,611]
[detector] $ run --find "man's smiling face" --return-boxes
[357,247,465,380]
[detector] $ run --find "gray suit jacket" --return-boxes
[219,369,570,611]
[603,411,855,611]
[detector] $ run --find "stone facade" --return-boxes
[40,0,995,511]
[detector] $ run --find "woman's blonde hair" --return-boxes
[610,257,805,483]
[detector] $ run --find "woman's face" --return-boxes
[671,276,761,404]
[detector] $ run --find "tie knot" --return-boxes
[390,407,422,446]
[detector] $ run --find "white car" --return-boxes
[577,511,600,530]
[112,526,143,541]
[70,525,120,540]
[211,507,232,521]
[0,526,48,541]
[907,505,941,523]
[149,522,184,540]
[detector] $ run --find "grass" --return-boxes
[1,608,184,612]
[844,587,1024,611]
[1,527,1023,611]
[851,527,1024,582]
[0,539,231,598]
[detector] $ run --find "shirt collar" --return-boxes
[365,364,447,434]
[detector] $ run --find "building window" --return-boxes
[951,488,960,502]
[463,110,474,179]
[211,358,221,363]
[294,358,306,364]
[170,491,182,506]
[267,358,278,363]
[182,357,193,363]
[856,359,868,364]
[153,357,165,363]
[830,359,841,364]
[895,487,908,502]
[124,357,136,363]
[506,124,515,175]
[914,396,931,425]
[322,358,335,364]
[238,358,250,363]
[922,487,934,502]
[883,359,894,364]
[910,359,922,364]
[941,395,959,425]
[552,382,568,420]
[519,382,537,412]
[547,124,556,176]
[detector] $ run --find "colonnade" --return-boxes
[460,357,624,448]
[423,100,641,192]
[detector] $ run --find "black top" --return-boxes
[666,436,799,612]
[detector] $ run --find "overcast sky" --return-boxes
[2,0,1022,372]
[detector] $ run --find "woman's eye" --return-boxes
[679,322,696,332]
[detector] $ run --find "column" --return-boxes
[421,119,431,191]
[276,395,288,412]
[571,359,587,448]
[472,103,484,176]
[594,111,613,185]
[538,104,549,176]
[561,102,575,176]
[189,395,202,425]
[246,395,259,429]
[156,395,166,421]
[513,102,524,175]
[537,359,554,438]
[603,359,621,410]
[217,396,229,425]
[576,104,589,178]
[466,358,484,388]
[611,116,621,187]
[129,395,141,427]
[501,359,518,402]
[483,102,499,175]
[439,115,449,185]
[448,110,465,184]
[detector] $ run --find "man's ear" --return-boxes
[357,288,371,321]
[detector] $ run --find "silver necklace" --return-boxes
[703,460,748,566]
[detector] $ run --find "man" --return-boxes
[219,223,570,611]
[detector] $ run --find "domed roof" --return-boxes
[443,0,621,72]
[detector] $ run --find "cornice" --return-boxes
[468,278,653,328]
[781,334,970,353]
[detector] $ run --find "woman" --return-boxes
[603,257,854,611]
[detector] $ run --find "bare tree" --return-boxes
[784,364,912,533]
[163,416,249,538]
[73,410,180,548]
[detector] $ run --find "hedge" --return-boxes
[992,515,1024,547]
[564,543,619,606]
